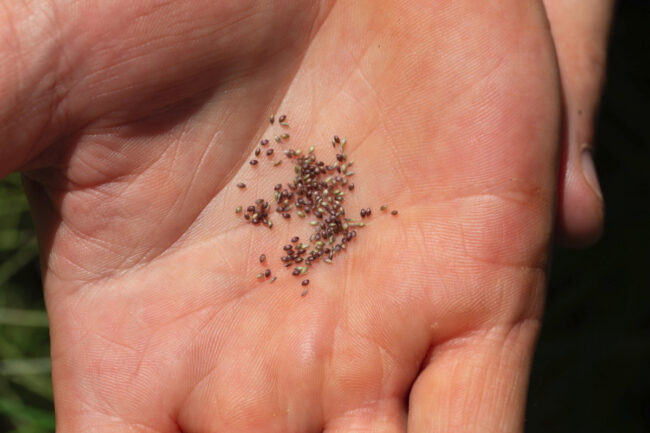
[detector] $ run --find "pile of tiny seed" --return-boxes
[236,114,398,296]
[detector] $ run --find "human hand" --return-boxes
[544,0,614,247]
[0,1,610,431]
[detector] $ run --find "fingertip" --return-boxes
[556,144,604,248]
[543,0,614,249]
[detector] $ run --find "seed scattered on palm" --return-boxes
[234,114,398,295]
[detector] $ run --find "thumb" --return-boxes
[544,0,616,247]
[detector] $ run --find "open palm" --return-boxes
[3,0,575,431]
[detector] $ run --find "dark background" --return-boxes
[0,2,648,432]
[526,2,650,432]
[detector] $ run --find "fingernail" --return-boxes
[581,146,602,200]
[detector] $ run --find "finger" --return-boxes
[408,320,540,433]
[543,0,616,247]
[323,398,407,433]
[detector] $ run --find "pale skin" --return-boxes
[0,0,613,432]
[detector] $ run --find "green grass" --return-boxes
[0,173,53,433]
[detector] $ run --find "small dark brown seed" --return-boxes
[292,268,301,276]
[265,269,271,278]
[250,159,258,165]
[259,254,266,263]
[366,207,371,216]
[260,139,269,146]
[284,245,293,251]
[291,236,299,243]
[302,279,310,286]
[282,212,291,219]
[334,135,340,143]
[267,149,274,156]
[360,209,366,218]
[348,183,355,191]
[247,206,255,213]
[391,210,398,215]
[237,183,246,188]
[279,114,287,122]
[255,148,261,156]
